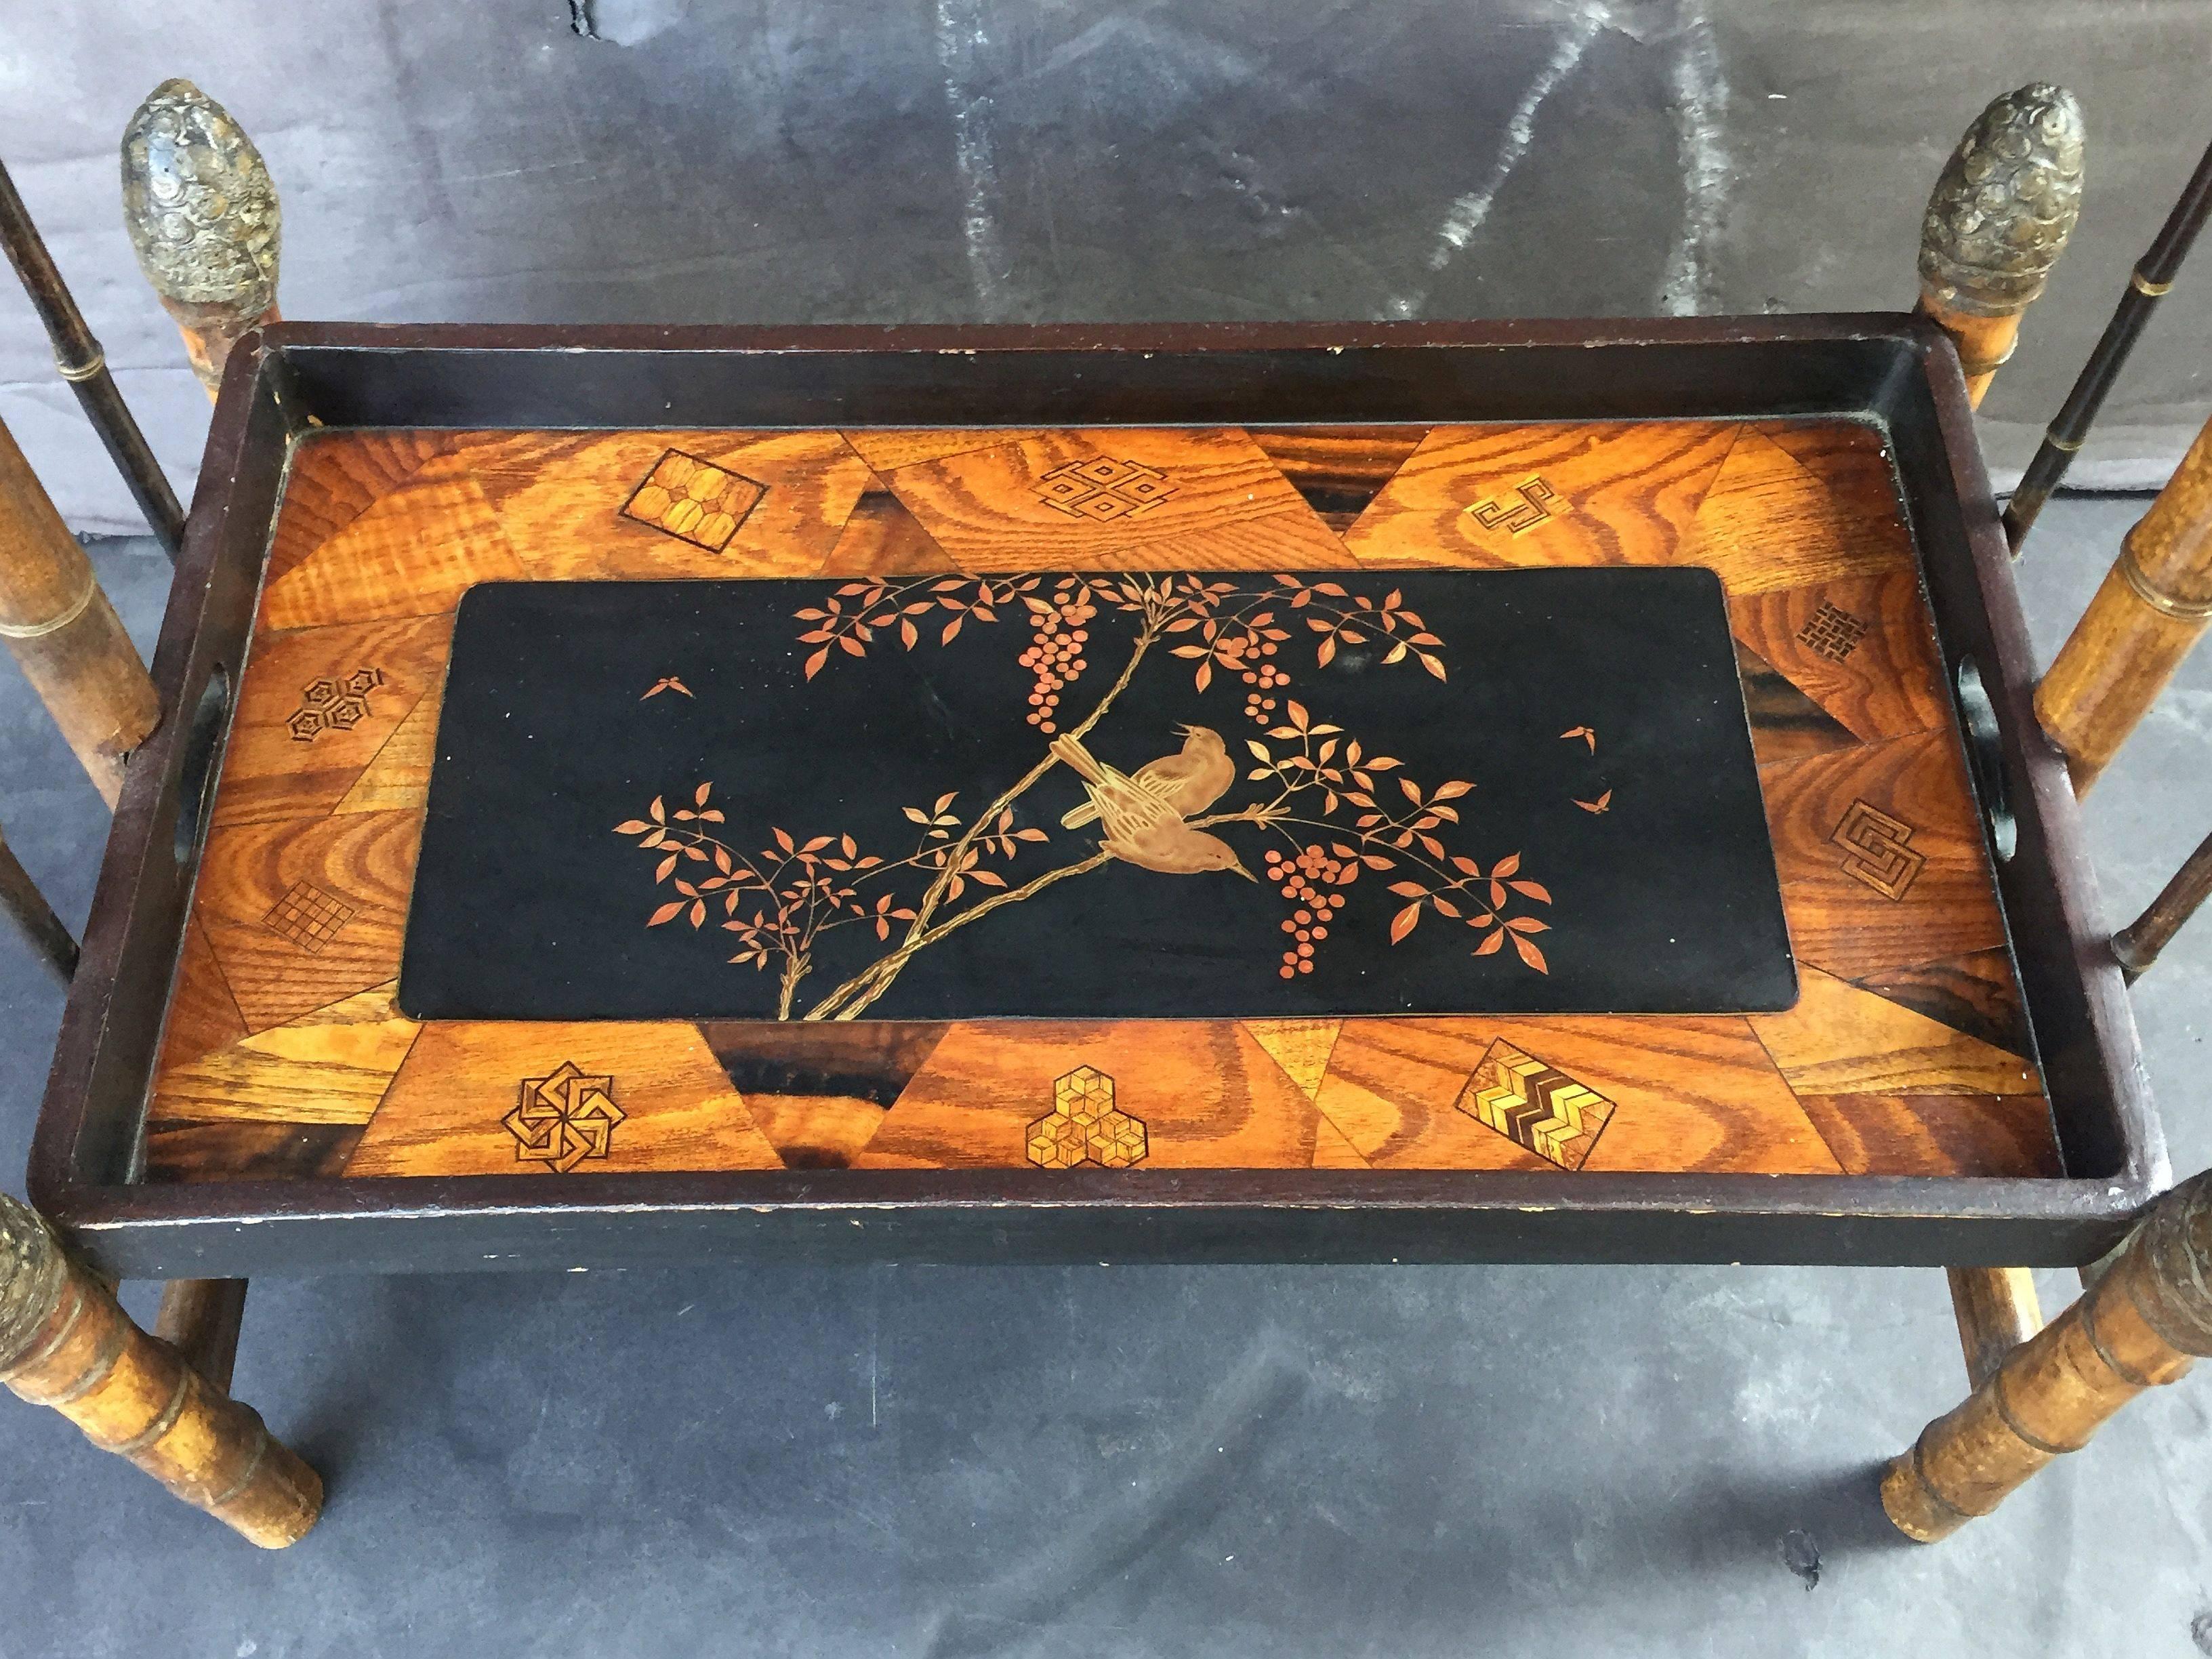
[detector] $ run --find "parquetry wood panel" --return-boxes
[142,419,2060,1185]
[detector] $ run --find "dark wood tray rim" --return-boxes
[27,317,2166,1276]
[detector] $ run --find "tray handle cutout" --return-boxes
[1954,655,2016,863]
[172,665,231,865]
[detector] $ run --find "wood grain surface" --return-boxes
[140,419,2057,1184]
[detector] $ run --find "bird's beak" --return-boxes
[1172,723,1193,738]
[1231,859,1258,882]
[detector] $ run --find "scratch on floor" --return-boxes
[1657,0,1732,316]
[1386,1,1610,319]
[934,0,1012,321]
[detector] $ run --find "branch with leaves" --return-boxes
[619,571,1559,1017]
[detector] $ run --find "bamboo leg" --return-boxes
[0,416,160,806]
[154,1279,248,1396]
[1884,1172,2212,1540]
[1914,84,2084,412]
[2034,413,2212,793]
[0,1196,319,1547]
[121,80,281,400]
[1944,1267,2043,1390]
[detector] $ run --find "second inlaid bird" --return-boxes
[1050,728,1254,880]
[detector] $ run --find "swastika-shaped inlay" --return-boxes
[1466,476,1560,536]
[1025,1065,1148,1168]
[1035,458,1177,521]
[505,1061,626,1173]
[262,880,356,952]
[1456,1040,1615,1169]
[288,667,383,741]
[1832,799,1925,900]
[621,450,767,552]
[1797,602,1868,662]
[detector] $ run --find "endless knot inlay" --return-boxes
[1466,475,1560,537]
[1456,1040,1614,1170]
[1797,602,1868,662]
[1025,1065,1148,1169]
[621,449,767,552]
[288,667,384,742]
[505,1061,626,1173]
[1832,799,1925,901]
[263,880,356,953]
[1035,458,1178,521]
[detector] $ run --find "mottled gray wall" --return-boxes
[3,0,2207,533]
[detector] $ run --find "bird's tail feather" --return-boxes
[1059,801,1102,830]
[1048,734,1104,783]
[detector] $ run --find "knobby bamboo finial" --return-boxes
[120,79,281,398]
[1917,84,2085,408]
[0,1193,321,1547]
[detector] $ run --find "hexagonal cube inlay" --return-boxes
[1027,1065,1148,1170]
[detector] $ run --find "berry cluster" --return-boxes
[1243,689,1279,723]
[1017,590,1096,732]
[1263,843,1354,978]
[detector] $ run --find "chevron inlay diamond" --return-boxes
[1456,1040,1615,1170]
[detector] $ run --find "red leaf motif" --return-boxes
[1473,928,1505,956]
[648,901,684,926]
[1389,902,1422,944]
[1512,934,1549,973]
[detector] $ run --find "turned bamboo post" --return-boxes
[1916,84,2085,412]
[0,158,185,558]
[1884,1171,2212,1541]
[154,1278,249,1395]
[120,80,279,400]
[0,416,160,806]
[0,827,77,985]
[1944,1267,2043,1389]
[1915,87,2083,1385]
[2112,827,2212,979]
[2005,131,2212,551]
[0,1195,320,1547]
[2034,413,2212,792]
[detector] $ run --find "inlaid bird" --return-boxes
[1059,723,1234,830]
[1050,731,1256,881]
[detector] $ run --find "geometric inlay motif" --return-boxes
[1455,1039,1614,1170]
[620,449,768,552]
[1795,602,1868,662]
[1466,475,1560,536]
[504,1060,626,1172]
[1035,458,1177,521]
[1832,798,1925,901]
[287,667,384,741]
[261,880,356,953]
[1025,1064,1149,1168]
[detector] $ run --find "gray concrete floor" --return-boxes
[0,497,2206,1658]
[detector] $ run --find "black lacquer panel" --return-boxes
[401,569,1793,1021]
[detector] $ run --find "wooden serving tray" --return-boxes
[27,322,2163,1277]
